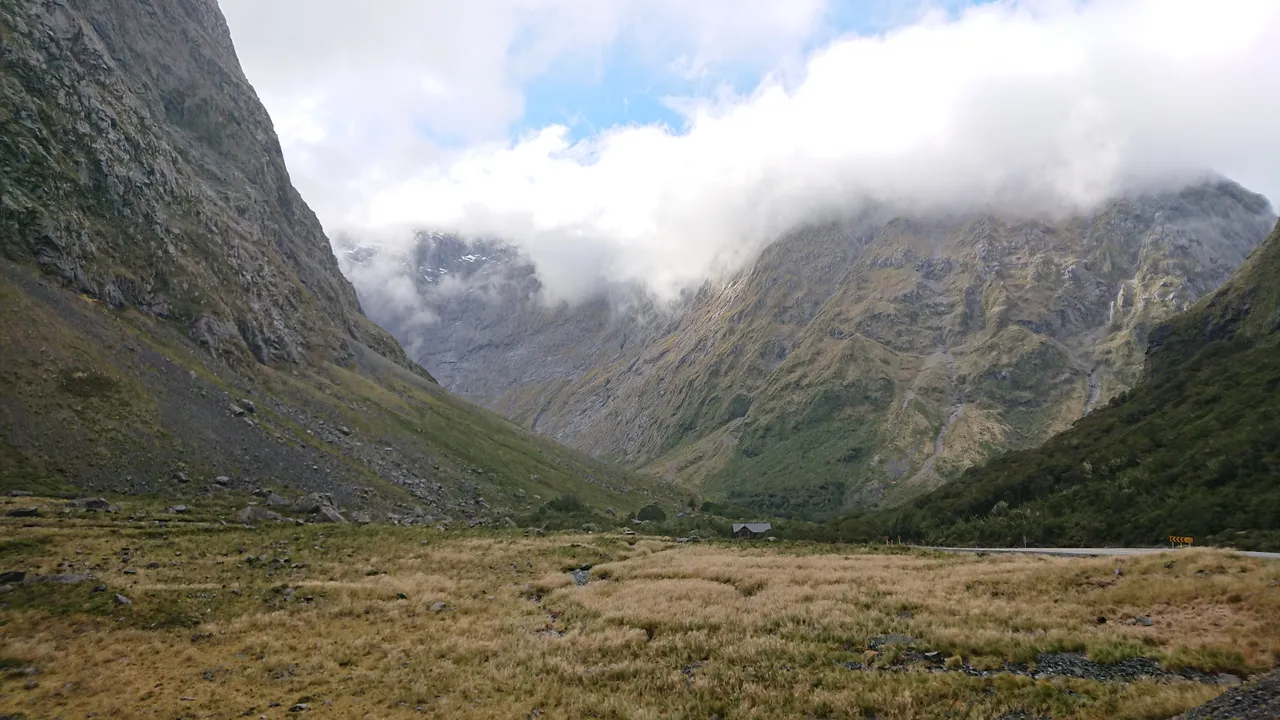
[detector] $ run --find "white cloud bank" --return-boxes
[221,0,826,239]
[225,0,1280,304]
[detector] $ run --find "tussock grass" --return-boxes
[0,501,1274,718]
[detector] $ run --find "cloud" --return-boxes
[219,0,826,232]
[224,0,1280,306]
[334,237,440,356]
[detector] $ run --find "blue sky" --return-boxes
[516,1,994,143]
[517,48,689,142]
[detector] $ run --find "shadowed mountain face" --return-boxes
[0,0,674,519]
[846,216,1280,551]
[355,182,1274,519]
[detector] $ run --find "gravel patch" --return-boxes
[841,645,1238,686]
[1172,669,1280,719]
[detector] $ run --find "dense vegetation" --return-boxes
[818,220,1280,551]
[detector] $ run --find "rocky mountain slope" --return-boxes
[361,183,1274,518]
[0,0,674,522]
[838,216,1280,551]
[335,232,671,409]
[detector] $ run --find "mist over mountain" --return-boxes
[213,1,1280,312]
[336,231,677,405]
[345,179,1274,517]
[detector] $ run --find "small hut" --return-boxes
[732,522,773,539]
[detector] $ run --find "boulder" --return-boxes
[6,507,39,518]
[236,506,284,524]
[265,492,290,507]
[69,497,117,512]
[31,573,91,584]
[292,493,334,514]
[313,506,346,524]
[0,571,26,583]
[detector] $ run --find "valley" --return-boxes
[1,1,1278,718]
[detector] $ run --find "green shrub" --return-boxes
[636,504,667,523]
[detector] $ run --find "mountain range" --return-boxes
[348,186,1274,518]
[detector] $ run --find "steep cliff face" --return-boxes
[855,217,1280,551]
[0,0,674,519]
[0,0,410,368]
[366,181,1273,518]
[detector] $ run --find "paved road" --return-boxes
[926,546,1280,560]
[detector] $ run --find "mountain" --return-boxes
[0,0,673,521]
[353,184,1274,519]
[839,216,1280,551]
[335,231,671,409]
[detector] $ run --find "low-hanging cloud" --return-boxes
[236,0,1280,305]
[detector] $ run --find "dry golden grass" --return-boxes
[0,501,1276,719]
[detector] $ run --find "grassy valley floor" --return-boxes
[1,496,1278,719]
